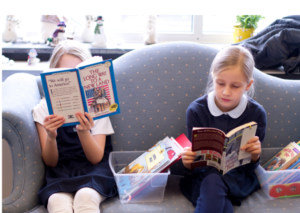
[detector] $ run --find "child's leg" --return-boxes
[195,173,233,213]
[73,187,106,213]
[47,192,74,213]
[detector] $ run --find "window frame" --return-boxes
[106,15,232,44]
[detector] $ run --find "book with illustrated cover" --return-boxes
[40,57,120,127]
[262,142,300,171]
[116,134,191,202]
[191,121,257,175]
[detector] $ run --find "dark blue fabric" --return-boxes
[233,15,300,74]
[38,126,118,207]
[194,171,233,213]
[180,95,267,208]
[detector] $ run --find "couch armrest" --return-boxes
[2,73,45,213]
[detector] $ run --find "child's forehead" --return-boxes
[214,66,247,81]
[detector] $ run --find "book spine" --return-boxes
[280,152,300,170]
[287,158,300,169]
[77,68,89,113]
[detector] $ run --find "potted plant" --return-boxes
[233,15,264,43]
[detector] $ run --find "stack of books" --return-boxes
[262,141,300,171]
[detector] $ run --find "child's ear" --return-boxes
[245,79,254,91]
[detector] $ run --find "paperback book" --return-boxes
[191,121,258,175]
[40,57,120,127]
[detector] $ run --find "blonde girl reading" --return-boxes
[32,40,117,213]
[180,46,267,213]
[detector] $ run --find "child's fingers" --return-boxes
[44,119,64,131]
[76,113,88,125]
[241,138,260,150]
[183,151,197,157]
[44,115,64,124]
[242,141,261,154]
[179,152,194,158]
[244,145,261,154]
[43,114,57,123]
[183,147,191,151]
[84,112,94,127]
[44,117,64,129]
[182,155,196,161]
[248,136,259,144]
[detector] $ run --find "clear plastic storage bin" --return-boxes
[109,151,170,204]
[255,148,300,199]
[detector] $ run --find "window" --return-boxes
[1,14,294,45]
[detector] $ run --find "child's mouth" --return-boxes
[222,98,230,102]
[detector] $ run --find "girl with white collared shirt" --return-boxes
[32,40,117,213]
[180,46,267,213]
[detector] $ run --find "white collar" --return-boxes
[207,91,248,119]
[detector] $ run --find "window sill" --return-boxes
[2,41,143,61]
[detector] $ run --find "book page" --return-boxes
[191,128,225,170]
[238,124,257,160]
[76,56,103,67]
[44,70,85,124]
[78,60,118,118]
[222,129,252,175]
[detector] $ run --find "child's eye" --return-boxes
[232,85,240,88]
[217,83,224,86]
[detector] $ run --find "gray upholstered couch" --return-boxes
[2,42,300,213]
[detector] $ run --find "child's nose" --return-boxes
[223,86,231,96]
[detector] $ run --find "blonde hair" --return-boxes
[205,46,255,98]
[49,40,92,69]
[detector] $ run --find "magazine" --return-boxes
[191,121,258,175]
[40,57,120,127]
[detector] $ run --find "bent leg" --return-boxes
[47,192,74,213]
[74,187,106,213]
[194,173,233,213]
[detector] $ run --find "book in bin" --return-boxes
[116,134,191,202]
[191,121,258,175]
[262,142,300,171]
[40,57,120,127]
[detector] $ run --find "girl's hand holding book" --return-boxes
[43,114,65,139]
[240,136,261,163]
[180,147,197,170]
[75,112,94,131]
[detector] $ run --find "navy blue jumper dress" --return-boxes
[38,125,118,207]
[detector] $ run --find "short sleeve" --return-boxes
[91,117,114,136]
[32,99,49,125]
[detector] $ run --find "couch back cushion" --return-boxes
[111,42,300,159]
[252,67,300,149]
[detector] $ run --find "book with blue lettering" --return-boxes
[40,57,120,127]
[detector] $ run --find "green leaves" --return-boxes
[236,15,265,29]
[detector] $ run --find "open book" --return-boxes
[40,57,120,127]
[116,134,191,202]
[191,121,257,175]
